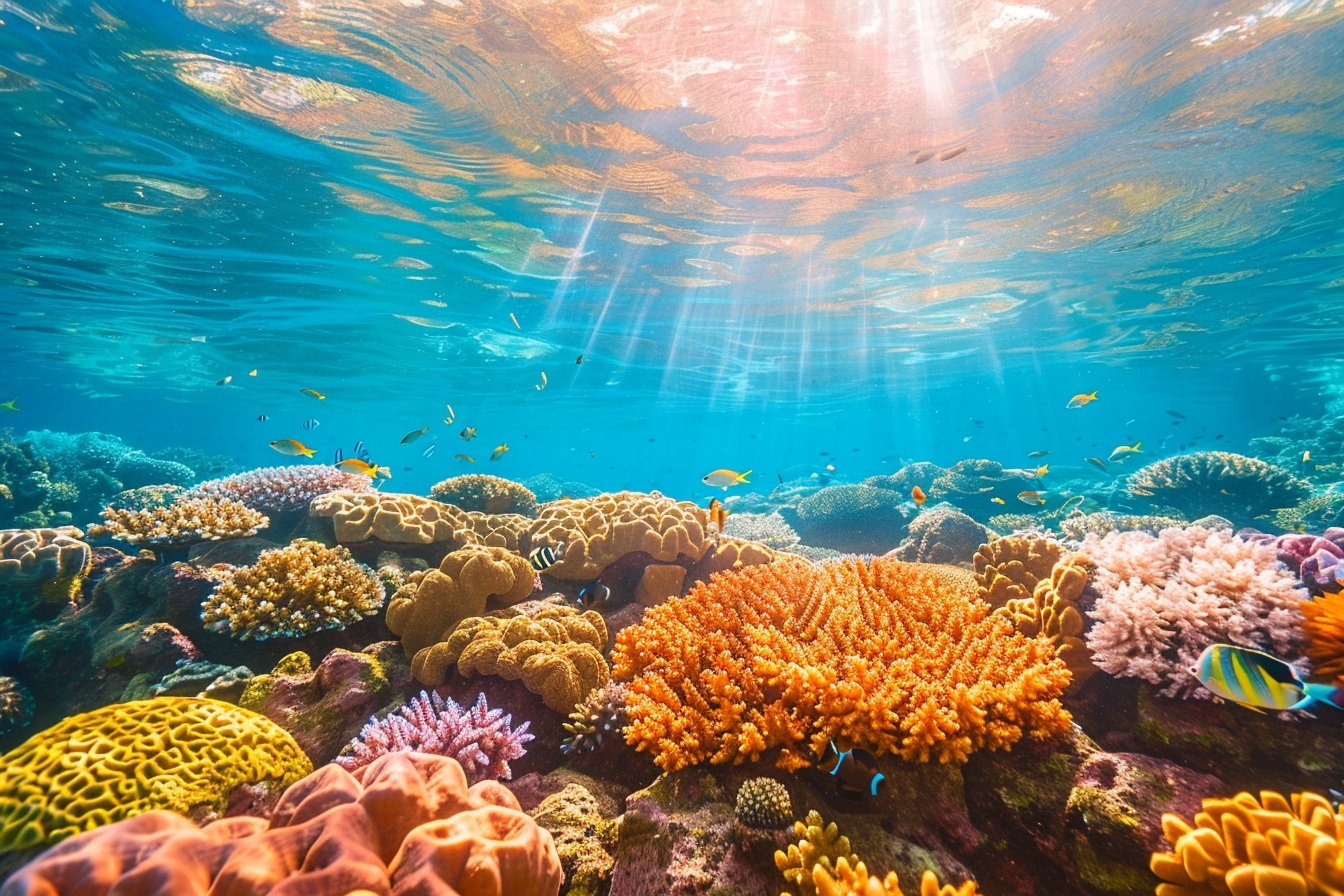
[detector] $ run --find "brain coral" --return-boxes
[413,601,609,713]
[0,697,311,853]
[311,490,471,544]
[191,464,372,513]
[892,505,991,567]
[386,543,538,658]
[88,493,267,549]
[789,484,910,554]
[1082,526,1307,698]
[201,539,385,640]
[1151,789,1344,896]
[613,555,1072,771]
[0,526,91,601]
[0,751,563,896]
[526,490,711,582]
[1127,451,1311,528]
[431,474,541,516]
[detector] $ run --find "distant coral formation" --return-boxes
[431,473,541,516]
[1082,526,1307,697]
[892,504,990,567]
[1127,451,1310,527]
[201,539,385,640]
[614,556,1071,771]
[788,484,909,554]
[336,690,532,781]
[192,463,371,513]
[724,511,802,552]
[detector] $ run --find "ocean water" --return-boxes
[4,0,1344,892]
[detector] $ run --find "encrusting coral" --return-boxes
[1150,789,1344,895]
[311,490,472,543]
[386,543,538,658]
[0,752,563,896]
[191,463,372,513]
[1126,451,1311,527]
[0,696,311,852]
[1082,526,1307,698]
[336,690,532,781]
[200,539,385,640]
[88,493,267,550]
[613,555,1072,772]
[412,599,609,713]
[431,473,541,516]
[1301,589,1344,681]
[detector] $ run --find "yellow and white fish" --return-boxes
[490,443,509,461]
[1108,441,1143,462]
[270,439,316,458]
[702,468,751,490]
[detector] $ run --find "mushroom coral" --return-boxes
[613,555,1071,772]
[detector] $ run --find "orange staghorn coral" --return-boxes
[613,555,1071,772]
[1302,589,1344,681]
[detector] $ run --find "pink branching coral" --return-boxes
[1082,526,1308,697]
[191,465,371,514]
[335,691,532,782]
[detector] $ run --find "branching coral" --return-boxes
[613,556,1072,772]
[431,474,540,516]
[88,493,267,549]
[413,601,609,713]
[1302,589,1344,681]
[1150,790,1344,895]
[191,464,371,514]
[994,553,1097,689]
[812,859,981,896]
[1081,526,1308,697]
[1127,452,1310,527]
[336,691,532,781]
[201,539,385,640]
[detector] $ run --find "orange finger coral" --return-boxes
[1302,590,1344,681]
[1150,789,1344,895]
[613,555,1071,772]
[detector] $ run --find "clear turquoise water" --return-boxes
[2,0,1343,497]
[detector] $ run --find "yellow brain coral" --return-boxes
[386,544,538,657]
[1151,789,1344,895]
[412,601,609,713]
[613,555,1072,772]
[0,526,92,603]
[201,539,385,640]
[527,491,712,581]
[310,490,471,544]
[0,697,312,852]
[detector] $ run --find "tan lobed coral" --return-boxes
[431,474,541,516]
[1127,451,1310,527]
[993,553,1097,689]
[386,544,538,658]
[1150,789,1344,895]
[973,535,1065,610]
[0,527,92,602]
[526,491,712,582]
[310,490,472,544]
[88,495,267,548]
[201,539,386,640]
[412,601,609,713]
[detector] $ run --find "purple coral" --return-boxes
[1082,526,1308,698]
[1259,529,1344,595]
[335,691,532,781]
[191,465,371,514]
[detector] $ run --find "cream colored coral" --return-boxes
[310,491,471,544]
[89,496,267,547]
[201,540,384,640]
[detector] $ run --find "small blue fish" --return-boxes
[822,741,886,799]
[422,443,436,459]
[577,581,609,610]
[302,418,320,431]
[1191,643,1344,713]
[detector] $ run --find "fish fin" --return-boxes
[1303,683,1344,711]
[823,741,841,775]
[870,772,886,798]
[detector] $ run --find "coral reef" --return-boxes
[431,473,541,516]
[613,555,1071,771]
[777,810,859,896]
[1302,589,1344,680]
[1082,526,1308,697]
[725,511,803,551]
[88,493,267,551]
[336,690,533,781]
[0,526,91,602]
[736,777,793,830]
[1261,528,1344,595]
[1150,789,1344,895]
[994,552,1097,689]
[524,473,600,502]
[386,543,537,658]
[0,697,311,852]
[929,459,1033,521]
[786,484,910,554]
[891,505,991,567]
[413,601,609,713]
[527,490,712,582]
[1127,451,1311,528]
[973,534,1065,610]
[311,489,471,543]
[200,539,384,640]
[690,536,779,581]
[0,752,563,896]
[530,778,618,896]
[811,859,981,896]
[148,659,252,698]
[191,463,371,514]
[561,681,627,756]
[0,679,33,738]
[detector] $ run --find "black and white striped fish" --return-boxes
[302,418,319,431]
[529,543,565,572]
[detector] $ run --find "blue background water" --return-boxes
[2,0,1342,501]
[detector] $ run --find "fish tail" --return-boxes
[1304,683,1344,711]
[302,447,316,458]
[823,740,840,774]
[738,469,752,483]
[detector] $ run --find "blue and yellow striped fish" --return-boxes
[1191,644,1344,713]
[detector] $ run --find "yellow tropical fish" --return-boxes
[703,468,751,490]
[270,439,316,458]
[1108,441,1143,462]
[400,426,429,444]
[0,398,18,412]
[536,371,548,391]
[444,404,454,424]
[1066,391,1098,409]
[1035,464,1049,477]
[248,369,258,376]
[991,496,1005,505]
[455,453,476,463]
[490,443,509,461]
[1303,451,1311,464]
[1017,490,1046,506]
[460,427,477,441]
[336,457,385,478]
[1085,457,1108,472]
[300,388,325,400]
